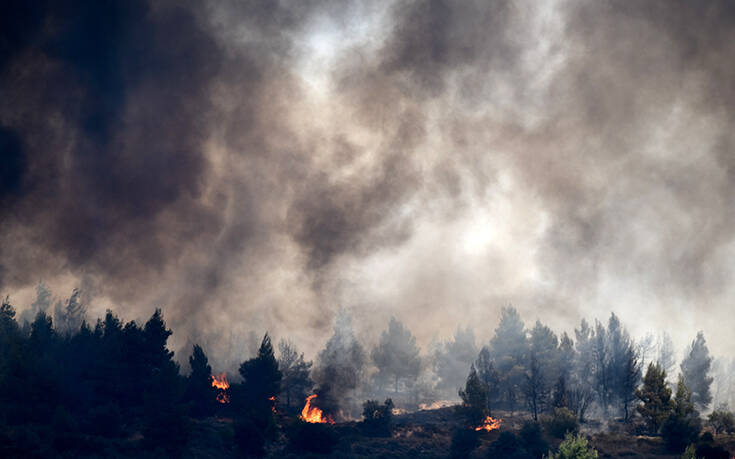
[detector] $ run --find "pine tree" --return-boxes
[524,353,546,421]
[636,362,672,433]
[186,344,216,417]
[490,306,527,413]
[475,346,499,413]
[619,345,641,422]
[53,288,86,336]
[570,319,594,422]
[661,377,702,452]
[278,339,312,410]
[458,365,489,427]
[525,321,558,419]
[239,333,282,413]
[371,317,421,393]
[313,310,366,414]
[681,331,714,412]
[434,326,478,395]
[143,308,175,371]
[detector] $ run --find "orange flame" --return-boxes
[211,373,230,404]
[475,415,502,431]
[300,394,334,424]
[269,396,277,414]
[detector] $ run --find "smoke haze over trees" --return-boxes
[2,0,735,369]
[0,293,730,456]
[3,0,735,456]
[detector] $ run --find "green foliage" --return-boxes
[636,362,673,433]
[680,444,699,459]
[662,378,702,453]
[458,364,489,427]
[361,398,394,437]
[544,407,579,439]
[707,404,735,435]
[544,433,598,459]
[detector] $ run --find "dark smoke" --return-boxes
[1,0,735,364]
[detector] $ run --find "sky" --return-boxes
[1,0,734,366]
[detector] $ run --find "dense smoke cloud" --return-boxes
[1,0,734,365]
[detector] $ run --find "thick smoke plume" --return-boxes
[2,0,735,364]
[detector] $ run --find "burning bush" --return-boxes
[301,394,334,424]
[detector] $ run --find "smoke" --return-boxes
[2,0,735,366]
[311,309,366,417]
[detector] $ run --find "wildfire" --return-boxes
[300,394,334,424]
[211,373,230,404]
[474,415,502,432]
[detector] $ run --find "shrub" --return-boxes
[361,398,394,437]
[234,418,266,458]
[544,433,598,459]
[681,444,698,459]
[450,428,479,459]
[662,414,702,453]
[287,421,338,455]
[693,432,730,459]
[663,377,703,453]
[520,421,549,459]
[694,443,729,459]
[487,431,532,459]
[708,406,735,435]
[544,408,579,439]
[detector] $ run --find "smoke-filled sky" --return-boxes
[2,0,734,364]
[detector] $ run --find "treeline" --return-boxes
[0,294,389,457]
[0,283,731,457]
[452,306,733,454]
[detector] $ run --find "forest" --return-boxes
[1,285,734,458]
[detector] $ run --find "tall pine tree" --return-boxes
[681,331,713,412]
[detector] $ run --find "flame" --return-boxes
[418,400,453,410]
[211,373,229,390]
[211,373,230,404]
[474,416,502,431]
[300,394,334,424]
[269,396,277,414]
